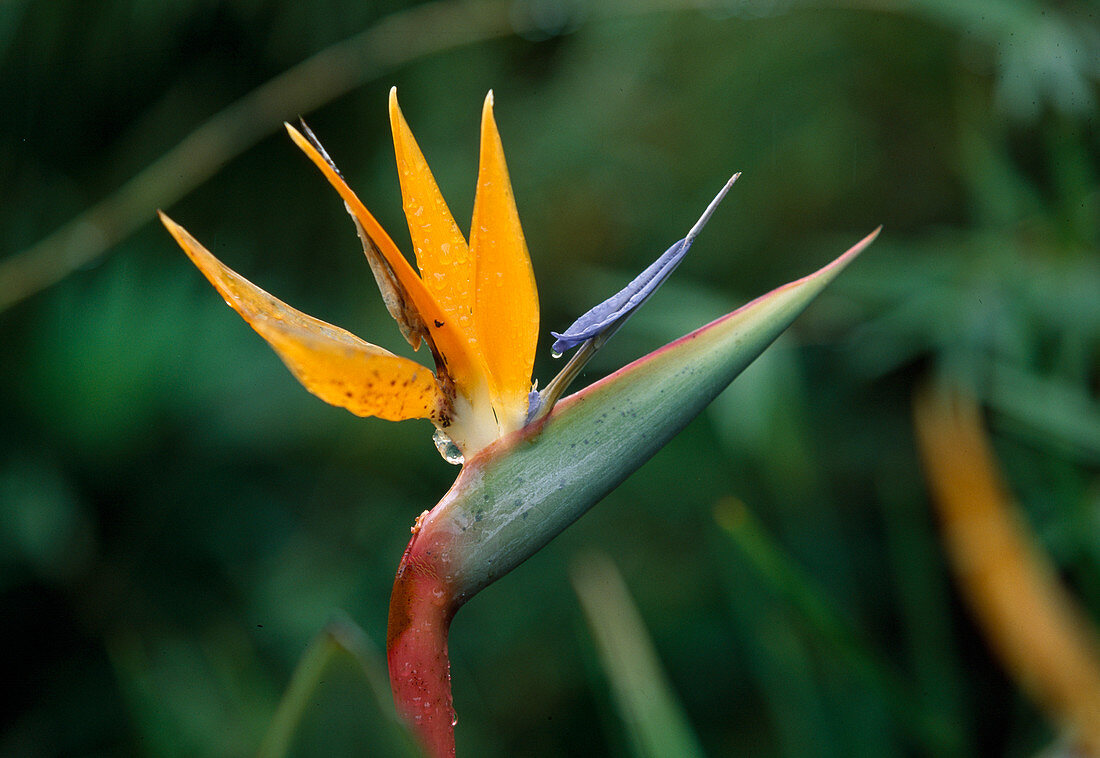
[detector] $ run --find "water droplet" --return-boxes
[551,350,562,359]
[432,429,465,465]
[451,714,458,727]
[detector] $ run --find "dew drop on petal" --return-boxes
[432,428,465,465]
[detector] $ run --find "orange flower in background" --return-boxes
[914,386,1100,753]
[160,88,538,461]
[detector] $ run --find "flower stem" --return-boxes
[387,520,460,758]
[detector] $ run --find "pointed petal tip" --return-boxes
[284,121,309,150]
[285,120,327,171]
[158,212,225,278]
[158,211,193,253]
[158,211,194,250]
[388,86,402,119]
[683,173,739,245]
[480,91,499,135]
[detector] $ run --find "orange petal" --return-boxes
[284,123,482,394]
[388,88,478,347]
[285,123,425,345]
[470,91,539,428]
[160,212,448,423]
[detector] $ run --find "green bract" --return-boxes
[414,228,879,602]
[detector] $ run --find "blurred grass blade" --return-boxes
[571,552,705,758]
[258,614,423,758]
[875,482,971,756]
[914,384,1100,753]
[712,497,957,752]
[107,630,265,758]
[712,549,840,758]
[714,498,856,656]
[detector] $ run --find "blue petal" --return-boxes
[551,173,739,356]
[525,387,542,424]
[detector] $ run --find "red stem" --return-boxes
[387,522,461,757]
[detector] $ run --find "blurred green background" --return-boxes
[2,0,1099,755]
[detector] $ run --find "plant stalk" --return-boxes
[387,518,461,757]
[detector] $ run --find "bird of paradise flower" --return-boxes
[161,88,878,757]
[160,87,735,465]
[161,88,541,462]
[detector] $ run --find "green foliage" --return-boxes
[2,0,1097,755]
[257,615,422,758]
[572,552,705,758]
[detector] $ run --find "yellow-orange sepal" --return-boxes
[284,122,485,401]
[388,89,478,351]
[470,91,539,431]
[159,212,448,423]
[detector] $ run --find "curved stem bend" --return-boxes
[387,522,461,757]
